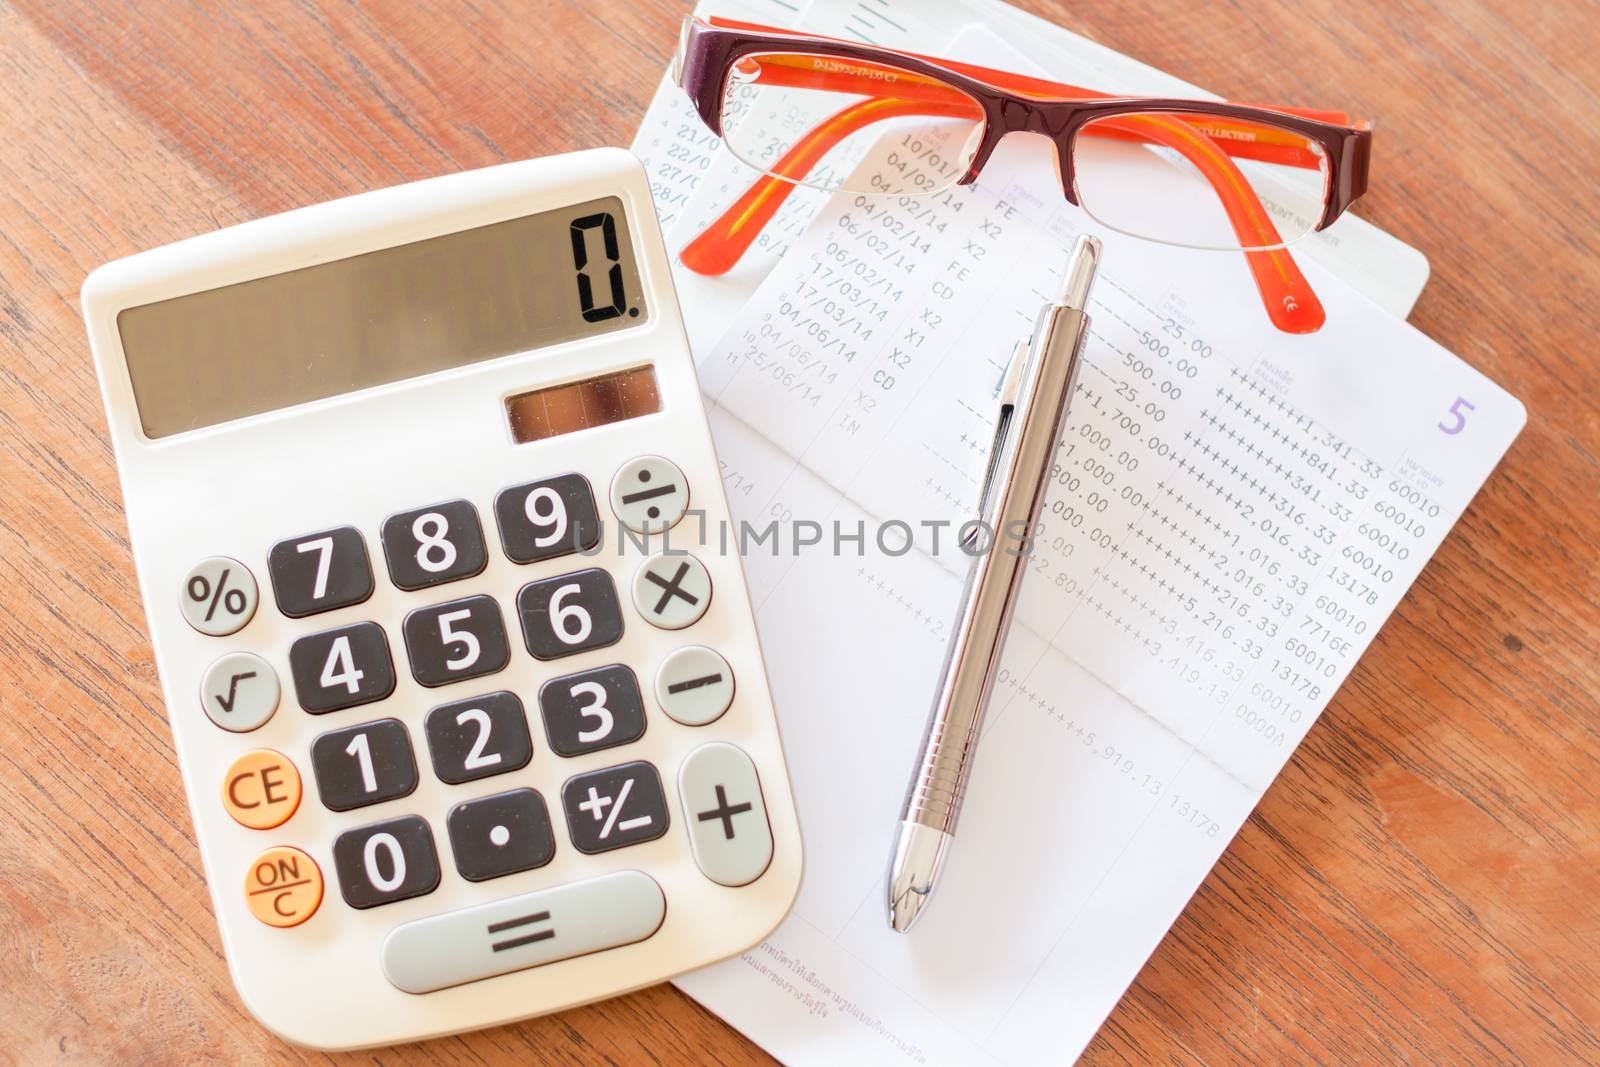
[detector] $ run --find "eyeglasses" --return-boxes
[671,16,1375,334]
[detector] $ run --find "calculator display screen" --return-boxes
[117,196,648,438]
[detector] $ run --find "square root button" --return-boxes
[381,870,666,994]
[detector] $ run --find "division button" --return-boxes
[222,749,303,830]
[679,742,773,887]
[199,651,280,732]
[609,455,690,534]
[654,646,734,726]
[446,788,556,882]
[179,556,258,636]
[244,845,323,927]
[381,870,666,994]
[631,552,712,630]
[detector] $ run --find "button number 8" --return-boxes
[412,512,457,573]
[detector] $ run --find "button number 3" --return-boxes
[569,681,614,744]
[1439,396,1475,435]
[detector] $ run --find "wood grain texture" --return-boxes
[0,0,1594,1063]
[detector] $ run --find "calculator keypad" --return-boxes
[517,568,625,660]
[402,594,511,687]
[334,815,441,909]
[268,526,374,618]
[202,451,774,951]
[447,788,556,882]
[538,664,647,757]
[381,500,488,591]
[311,718,419,812]
[561,761,670,854]
[289,621,396,713]
[495,474,602,564]
[425,692,533,785]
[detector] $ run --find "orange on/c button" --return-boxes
[222,749,302,830]
[244,846,323,928]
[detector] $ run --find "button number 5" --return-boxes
[1439,396,1475,435]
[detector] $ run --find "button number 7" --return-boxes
[1439,396,1476,435]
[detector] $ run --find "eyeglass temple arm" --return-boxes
[680,82,1324,332]
[677,94,971,272]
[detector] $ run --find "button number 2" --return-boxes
[1439,396,1475,435]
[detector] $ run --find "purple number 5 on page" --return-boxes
[1440,397,1476,434]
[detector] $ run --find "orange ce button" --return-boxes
[222,749,302,830]
[244,846,323,927]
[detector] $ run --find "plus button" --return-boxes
[696,784,753,840]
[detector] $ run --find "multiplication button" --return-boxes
[179,557,258,636]
[200,651,280,732]
[655,646,734,726]
[610,456,689,533]
[631,552,711,630]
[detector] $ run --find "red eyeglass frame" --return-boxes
[673,16,1375,334]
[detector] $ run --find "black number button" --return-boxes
[424,691,533,785]
[402,595,510,687]
[495,474,601,564]
[289,621,395,713]
[447,788,556,882]
[311,718,419,812]
[539,665,646,757]
[268,526,374,617]
[332,815,440,909]
[381,500,487,591]
[561,761,670,854]
[517,569,623,660]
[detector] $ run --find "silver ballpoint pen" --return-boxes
[887,235,1101,933]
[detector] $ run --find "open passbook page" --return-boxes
[664,116,1523,1067]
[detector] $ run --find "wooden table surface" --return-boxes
[2,0,1597,1062]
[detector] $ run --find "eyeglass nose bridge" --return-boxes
[956,96,1087,207]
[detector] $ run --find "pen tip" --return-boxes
[1059,235,1101,309]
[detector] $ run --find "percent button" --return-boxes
[180,556,259,637]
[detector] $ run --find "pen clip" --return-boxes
[962,337,1030,549]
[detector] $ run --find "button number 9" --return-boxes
[525,488,568,548]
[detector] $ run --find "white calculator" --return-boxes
[80,148,801,1050]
